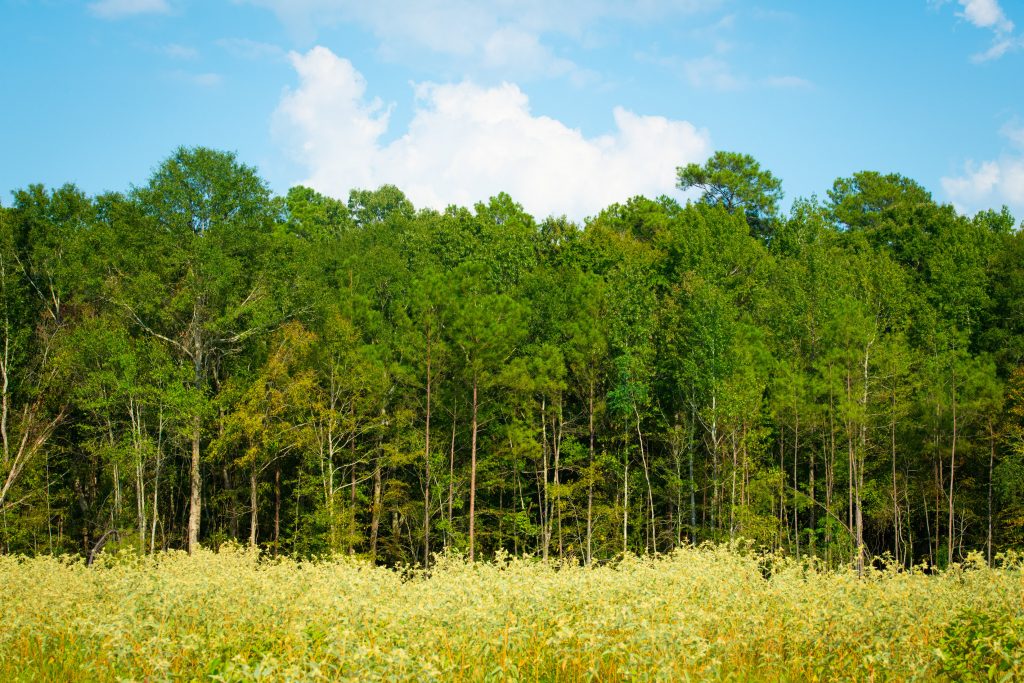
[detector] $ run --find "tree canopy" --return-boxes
[1,145,1022,571]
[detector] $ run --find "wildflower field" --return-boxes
[1,545,1022,681]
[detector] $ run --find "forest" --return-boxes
[2,146,1023,570]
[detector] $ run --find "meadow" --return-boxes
[1,544,1021,682]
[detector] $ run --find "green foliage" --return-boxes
[0,144,1022,580]
[676,150,783,241]
[939,606,1024,681]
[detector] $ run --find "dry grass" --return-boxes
[0,544,1021,681]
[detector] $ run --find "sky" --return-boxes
[2,0,1024,222]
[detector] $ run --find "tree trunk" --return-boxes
[554,398,563,559]
[622,447,629,554]
[188,414,201,553]
[249,470,258,547]
[634,406,656,554]
[541,398,549,561]
[891,392,900,566]
[469,376,478,561]
[793,412,799,559]
[273,467,281,557]
[448,411,456,540]
[187,323,204,555]
[947,368,958,567]
[150,412,163,555]
[423,332,432,566]
[988,418,995,567]
[370,457,382,562]
[349,421,357,555]
[132,404,146,552]
[586,382,595,565]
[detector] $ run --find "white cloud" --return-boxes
[970,36,1017,62]
[273,46,711,220]
[944,0,1020,62]
[958,0,1014,33]
[942,123,1024,212]
[240,0,720,80]
[942,158,1024,211]
[217,38,288,61]
[88,0,170,19]
[1002,120,1024,148]
[482,27,580,81]
[683,56,744,91]
[676,56,811,91]
[163,43,198,60]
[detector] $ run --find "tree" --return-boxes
[676,151,783,241]
[0,187,84,515]
[449,264,524,561]
[827,172,932,233]
[213,322,316,549]
[118,147,278,553]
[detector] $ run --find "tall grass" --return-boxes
[0,544,1021,681]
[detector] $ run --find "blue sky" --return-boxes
[2,0,1023,221]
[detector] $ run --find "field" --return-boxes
[1,545,1022,682]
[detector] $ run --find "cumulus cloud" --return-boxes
[273,47,711,220]
[88,0,170,19]
[942,123,1024,213]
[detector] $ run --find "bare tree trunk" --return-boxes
[923,490,933,566]
[187,323,204,555]
[249,470,258,547]
[891,388,901,566]
[988,418,995,567]
[622,447,629,554]
[150,410,164,555]
[349,409,356,555]
[370,457,381,561]
[555,397,563,559]
[131,400,146,552]
[468,377,478,561]
[541,398,549,561]
[824,446,833,563]
[448,411,456,539]
[730,431,737,543]
[689,435,696,541]
[634,406,655,554]
[793,412,799,559]
[188,414,201,554]
[809,427,816,555]
[273,467,280,557]
[586,382,594,565]
[856,340,872,576]
[947,369,958,567]
[423,332,432,566]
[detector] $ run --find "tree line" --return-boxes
[1,146,1022,569]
